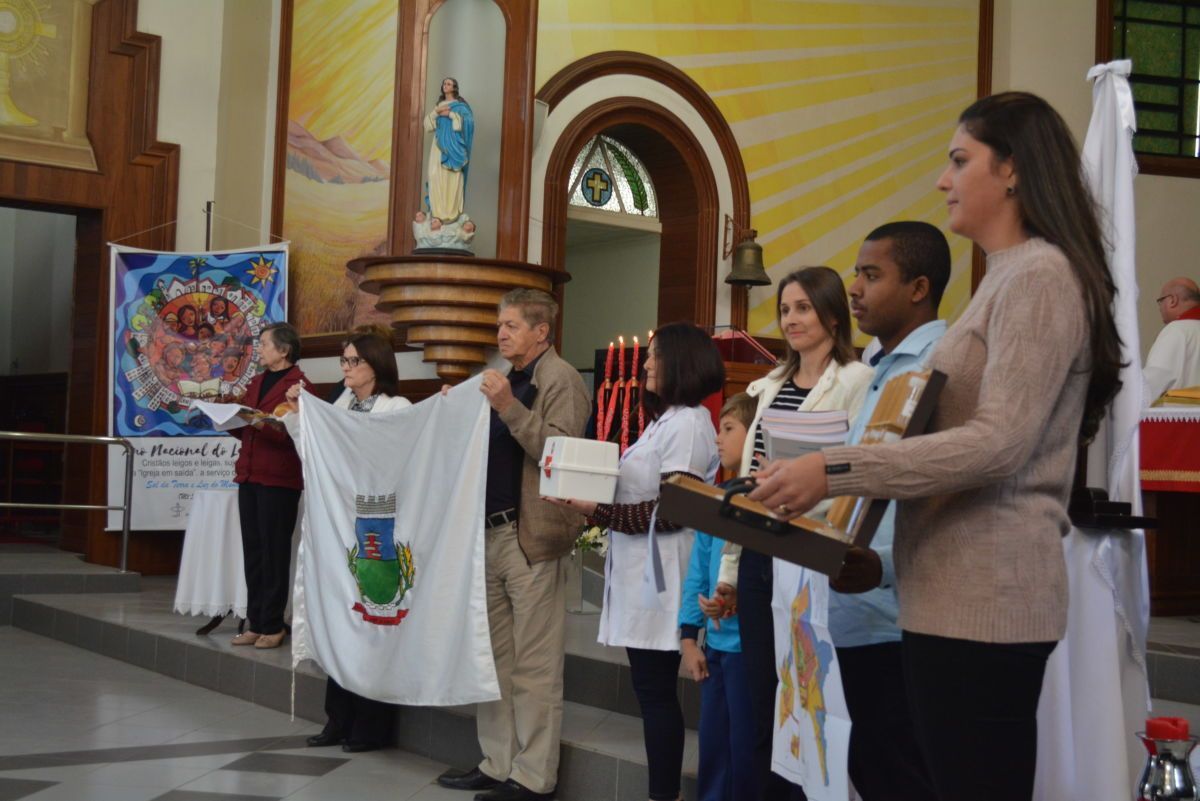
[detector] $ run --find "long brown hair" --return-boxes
[959,92,1122,443]
[776,266,856,382]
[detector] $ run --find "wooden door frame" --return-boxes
[537,52,751,331]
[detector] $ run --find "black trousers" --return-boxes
[322,677,394,747]
[836,642,934,801]
[902,631,1056,801]
[626,647,684,801]
[237,482,300,635]
[737,549,806,801]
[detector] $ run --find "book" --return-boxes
[1154,386,1200,407]
[760,408,849,460]
[191,400,283,432]
[658,369,946,575]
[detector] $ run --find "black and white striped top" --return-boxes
[750,380,811,472]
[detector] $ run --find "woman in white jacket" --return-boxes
[284,329,411,752]
[722,266,870,801]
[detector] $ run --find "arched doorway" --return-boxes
[534,52,752,345]
[543,99,721,347]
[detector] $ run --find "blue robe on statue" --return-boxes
[424,99,474,222]
[435,99,474,182]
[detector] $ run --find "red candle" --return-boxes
[632,336,639,376]
[617,336,625,382]
[603,341,614,385]
[620,372,632,453]
[603,375,620,440]
[596,385,606,441]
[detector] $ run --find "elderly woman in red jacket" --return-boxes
[228,322,306,649]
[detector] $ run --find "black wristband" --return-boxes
[825,462,851,475]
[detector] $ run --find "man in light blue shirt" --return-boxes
[829,221,949,801]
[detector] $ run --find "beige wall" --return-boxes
[138,0,279,251]
[560,225,660,372]
[137,0,225,250]
[213,0,281,249]
[993,0,1200,358]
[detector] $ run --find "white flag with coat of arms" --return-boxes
[290,376,499,705]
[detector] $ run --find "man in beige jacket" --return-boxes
[438,289,590,801]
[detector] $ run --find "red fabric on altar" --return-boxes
[1140,419,1200,493]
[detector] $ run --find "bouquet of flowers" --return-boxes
[573,525,609,558]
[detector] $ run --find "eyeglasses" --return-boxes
[339,356,365,367]
[1156,295,1173,305]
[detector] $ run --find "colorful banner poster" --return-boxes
[108,245,288,530]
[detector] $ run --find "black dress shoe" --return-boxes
[305,731,341,747]
[474,779,554,801]
[437,767,501,791]
[341,741,381,753]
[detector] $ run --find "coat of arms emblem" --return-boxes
[348,493,415,625]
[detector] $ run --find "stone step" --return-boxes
[0,547,140,626]
[1147,649,1200,707]
[11,590,698,801]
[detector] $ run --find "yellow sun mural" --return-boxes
[537,0,981,342]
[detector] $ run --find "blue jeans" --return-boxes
[698,646,757,801]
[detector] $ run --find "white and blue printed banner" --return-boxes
[107,243,289,530]
[291,376,499,705]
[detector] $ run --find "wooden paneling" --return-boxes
[0,0,182,572]
[1142,490,1200,614]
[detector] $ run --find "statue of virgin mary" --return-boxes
[423,76,474,223]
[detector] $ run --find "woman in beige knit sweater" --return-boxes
[750,93,1123,801]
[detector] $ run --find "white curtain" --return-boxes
[1034,60,1151,801]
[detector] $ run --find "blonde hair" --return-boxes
[719,392,756,429]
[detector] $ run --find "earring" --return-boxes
[1006,185,1016,196]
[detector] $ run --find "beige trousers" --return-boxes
[477,521,567,794]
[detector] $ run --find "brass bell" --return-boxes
[726,229,770,287]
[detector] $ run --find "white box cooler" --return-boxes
[538,436,619,504]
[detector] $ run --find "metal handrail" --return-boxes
[0,431,134,573]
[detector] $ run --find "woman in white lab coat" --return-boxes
[551,321,725,801]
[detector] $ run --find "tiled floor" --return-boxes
[5,576,701,799]
[4,543,1198,799]
[0,627,458,801]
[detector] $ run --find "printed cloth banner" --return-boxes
[291,377,500,705]
[111,245,288,436]
[772,561,851,800]
[107,244,288,530]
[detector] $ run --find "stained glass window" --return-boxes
[1112,0,1200,159]
[567,135,659,218]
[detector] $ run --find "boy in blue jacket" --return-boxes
[679,392,758,801]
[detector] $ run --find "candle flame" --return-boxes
[619,335,624,344]
[633,336,639,344]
